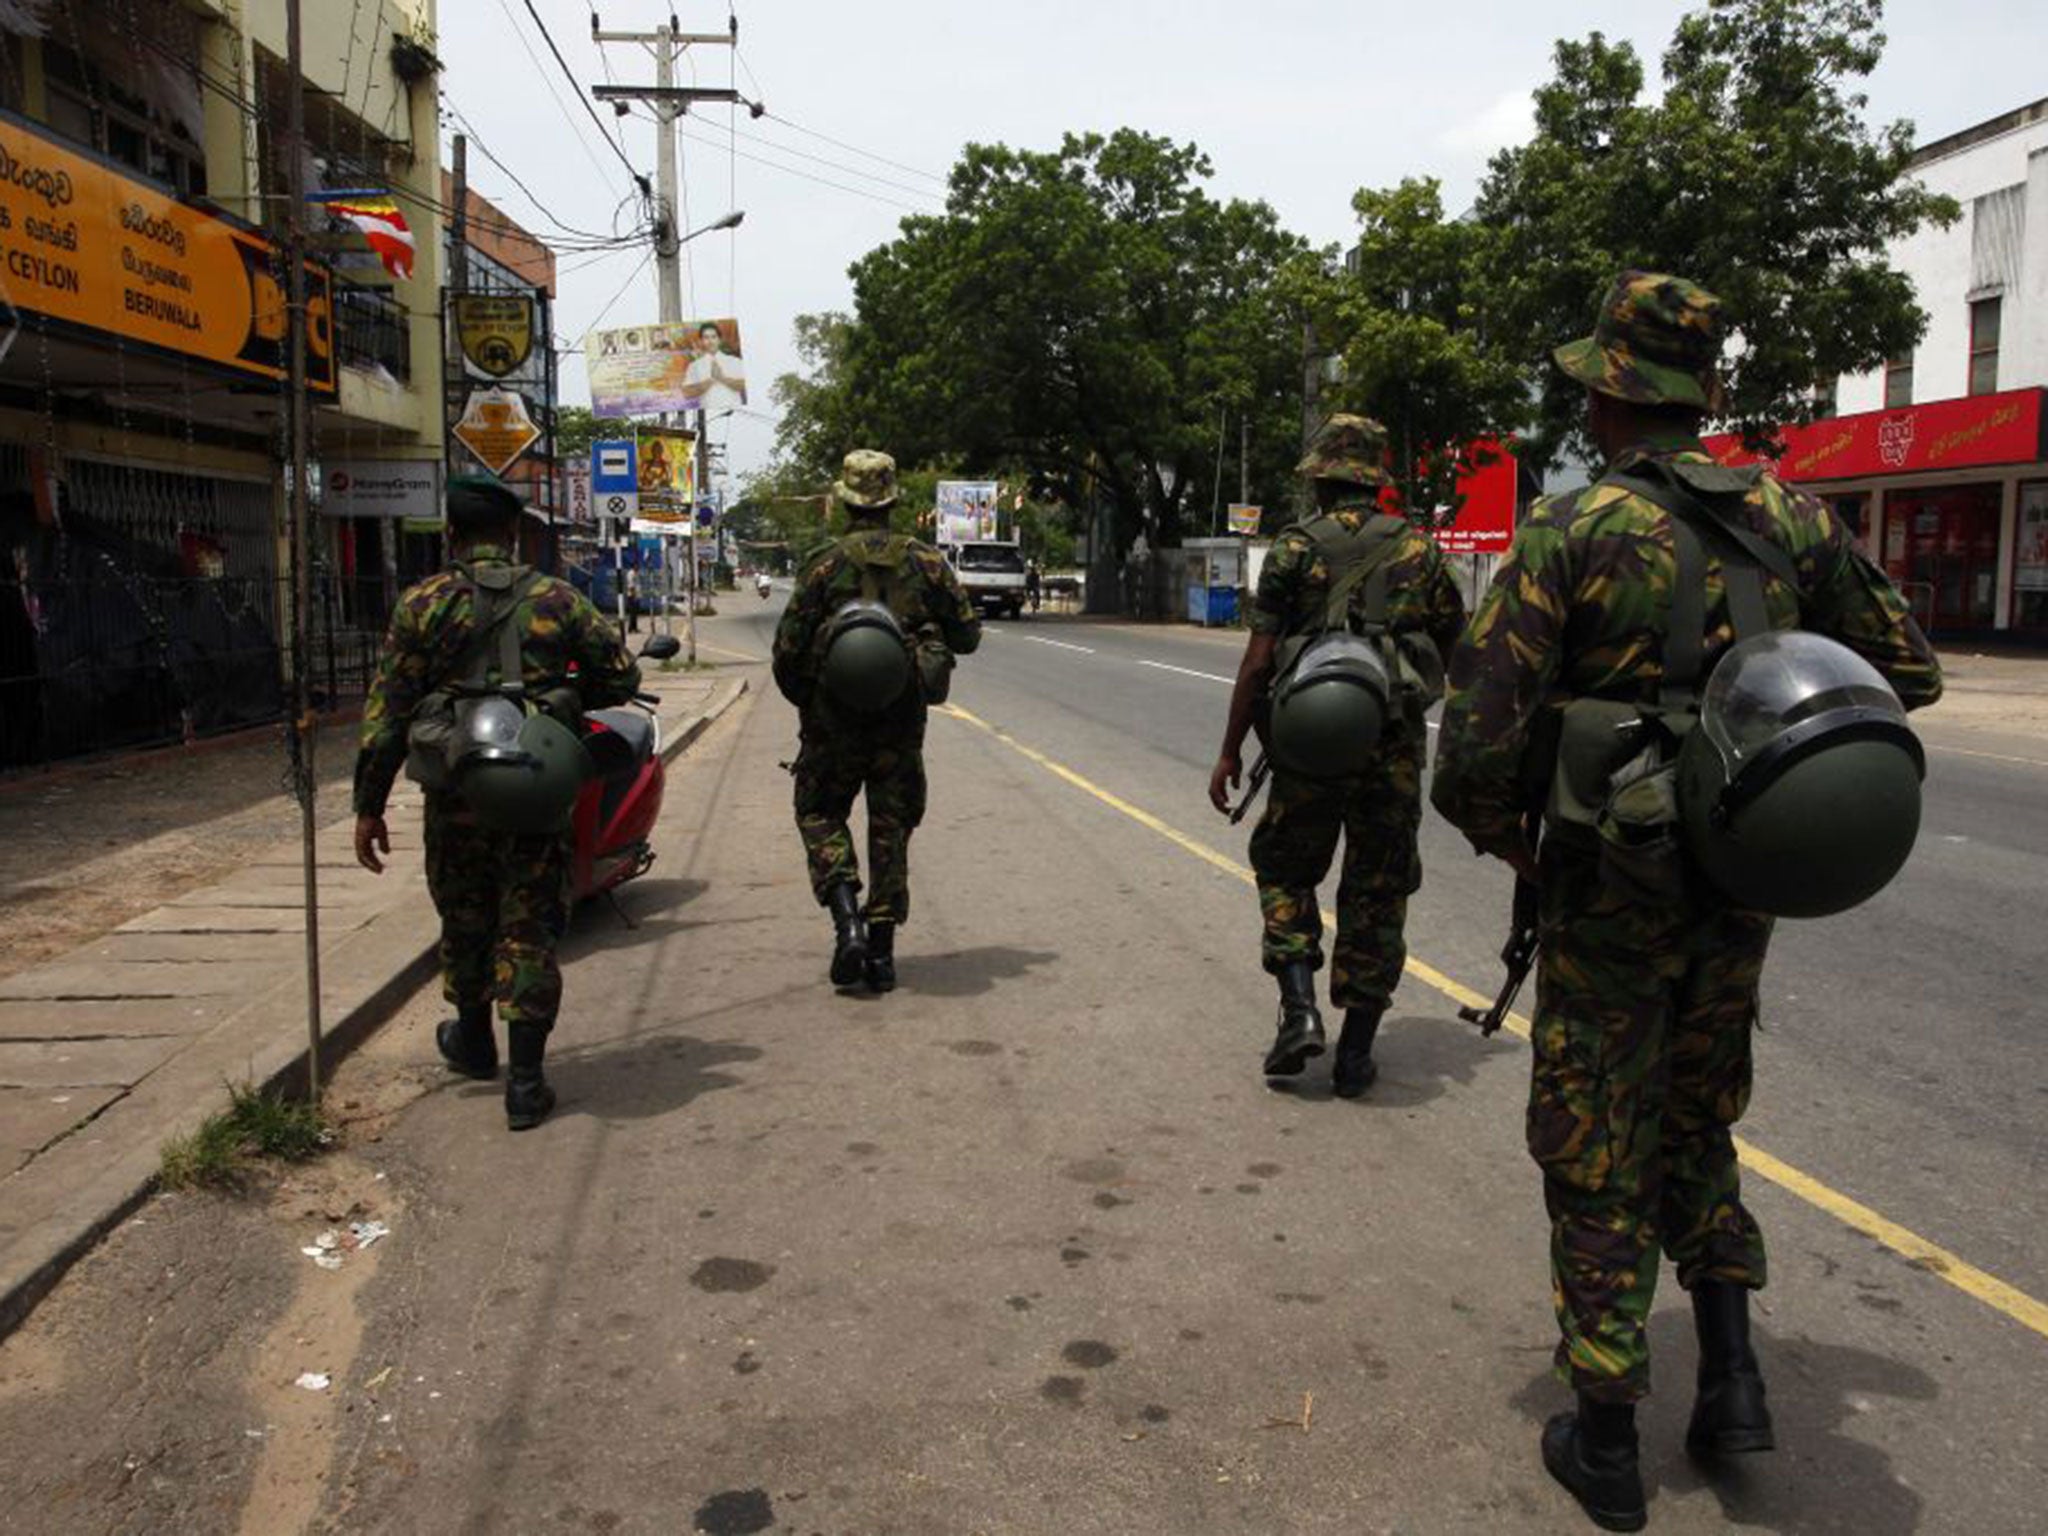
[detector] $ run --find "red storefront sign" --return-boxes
[1704,388,2048,482]
[1436,440,1518,553]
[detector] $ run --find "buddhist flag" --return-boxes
[308,190,415,281]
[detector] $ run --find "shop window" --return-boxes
[1883,354,1913,409]
[1969,297,2002,397]
[1812,377,1838,420]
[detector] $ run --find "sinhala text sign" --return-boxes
[586,318,747,416]
[0,112,335,391]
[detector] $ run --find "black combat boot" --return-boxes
[1262,961,1326,1077]
[1331,1003,1382,1099]
[864,921,897,993]
[504,1021,556,1131]
[826,882,868,987]
[1687,1281,1775,1455]
[435,1001,497,1080]
[1542,1395,1647,1532]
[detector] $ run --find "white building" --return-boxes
[1730,99,2048,638]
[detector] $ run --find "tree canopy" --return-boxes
[1477,0,1957,467]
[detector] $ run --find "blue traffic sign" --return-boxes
[592,439,638,494]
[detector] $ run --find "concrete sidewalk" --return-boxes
[0,669,748,1337]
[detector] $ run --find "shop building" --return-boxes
[0,0,446,765]
[1707,99,2048,640]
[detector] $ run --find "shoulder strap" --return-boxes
[1315,513,1409,634]
[451,562,541,693]
[1611,464,1798,605]
[1608,466,1780,709]
[848,531,911,608]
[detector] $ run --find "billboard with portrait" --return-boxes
[587,319,747,416]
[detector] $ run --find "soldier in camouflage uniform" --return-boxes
[1209,415,1465,1097]
[772,450,980,992]
[354,476,640,1130]
[1430,273,1940,1530]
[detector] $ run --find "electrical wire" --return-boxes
[445,102,651,247]
[511,0,646,191]
[584,248,656,335]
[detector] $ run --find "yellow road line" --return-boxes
[938,701,2048,1344]
[691,641,765,664]
[1926,741,2048,770]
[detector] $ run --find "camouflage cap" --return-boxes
[834,449,898,511]
[1296,413,1390,487]
[1554,271,1728,411]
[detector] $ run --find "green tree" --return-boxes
[839,130,1309,560]
[769,311,862,484]
[1287,178,1527,522]
[554,405,662,460]
[1478,0,1958,469]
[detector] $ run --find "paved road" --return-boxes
[6,600,2041,1535]
[284,603,2043,1534]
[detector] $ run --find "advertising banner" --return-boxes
[0,114,335,391]
[936,479,1000,544]
[587,318,747,416]
[1226,503,1262,536]
[321,460,440,520]
[1435,441,1518,555]
[634,427,696,523]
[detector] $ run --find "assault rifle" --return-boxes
[1459,871,1538,1037]
[1229,751,1272,825]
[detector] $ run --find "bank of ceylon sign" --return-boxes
[0,112,336,391]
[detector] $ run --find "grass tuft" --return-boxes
[159,1083,333,1191]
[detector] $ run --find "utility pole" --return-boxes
[1240,411,1250,508]
[283,0,324,1100]
[590,11,745,666]
[446,132,467,484]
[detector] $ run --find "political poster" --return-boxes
[1227,503,1262,536]
[587,318,747,416]
[634,427,696,523]
[936,480,1001,544]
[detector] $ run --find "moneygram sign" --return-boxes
[0,112,335,392]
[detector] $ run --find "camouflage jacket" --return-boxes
[353,543,640,816]
[1430,437,1943,860]
[1251,500,1467,660]
[771,521,981,730]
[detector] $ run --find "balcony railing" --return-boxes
[334,285,413,385]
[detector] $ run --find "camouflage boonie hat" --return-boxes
[834,448,898,510]
[1296,413,1390,487]
[1554,271,1728,411]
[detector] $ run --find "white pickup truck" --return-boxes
[944,540,1028,619]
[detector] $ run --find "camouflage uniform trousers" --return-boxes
[1530,837,1772,1403]
[1247,730,1424,1009]
[422,797,574,1032]
[792,723,927,925]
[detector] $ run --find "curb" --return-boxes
[0,676,751,1342]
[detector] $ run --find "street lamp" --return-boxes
[680,210,744,243]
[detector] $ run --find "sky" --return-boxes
[434,1,2048,485]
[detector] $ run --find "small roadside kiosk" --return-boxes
[1184,537,1248,626]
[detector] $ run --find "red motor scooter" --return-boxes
[571,633,679,908]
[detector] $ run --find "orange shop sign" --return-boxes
[0,113,335,391]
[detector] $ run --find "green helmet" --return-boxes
[1678,631,1924,917]
[1269,633,1390,780]
[452,699,592,835]
[819,599,912,713]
